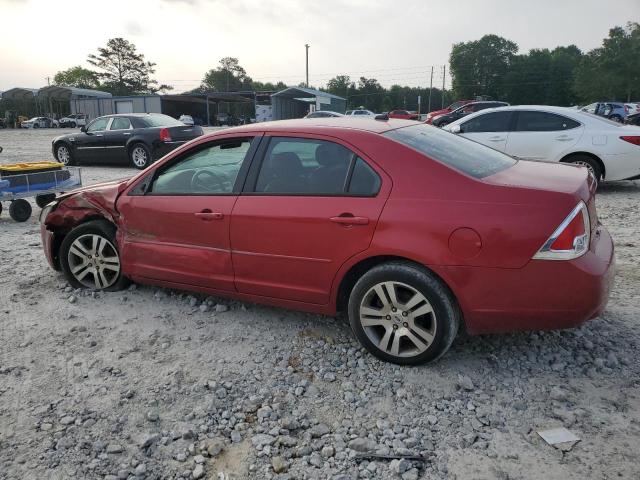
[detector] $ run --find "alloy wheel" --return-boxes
[57,145,70,165]
[132,146,148,167]
[359,281,437,358]
[67,234,121,289]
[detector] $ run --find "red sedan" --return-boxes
[387,109,420,120]
[425,100,474,124]
[40,119,614,365]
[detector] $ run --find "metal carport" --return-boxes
[271,87,346,120]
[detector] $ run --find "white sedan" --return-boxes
[444,105,640,183]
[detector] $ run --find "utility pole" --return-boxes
[441,65,446,109]
[305,44,310,88]
[46,76,51,86]
[427,66,434,112]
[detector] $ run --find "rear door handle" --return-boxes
[489,136,505,142]
[195,210,224,221]
[330,215,369,225]
[555,135,573,141]
[122,132,131,136]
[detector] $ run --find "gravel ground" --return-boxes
[1,128,639,480]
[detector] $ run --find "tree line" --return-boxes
[48,21,638,114]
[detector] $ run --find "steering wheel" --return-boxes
[191,169,226,193]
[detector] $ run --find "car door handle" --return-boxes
[195,210,224,221]
[555,135,573,141]
[122,132,131,136]
[330,215,369,225]
[489,136,505,141]
[95,134,103,137]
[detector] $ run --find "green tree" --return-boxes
[326,75,354,98]
[53,66,100,89]
[574,22,640,102]
[450,35,518,99]
[201,57,253,92]
[87,38,171,95]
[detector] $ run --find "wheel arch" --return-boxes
[50,214,117,269]
[560,151,606,179]
[335,255,465,328]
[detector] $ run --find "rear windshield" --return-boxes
[140,114,184,128]
[384,124,517,178]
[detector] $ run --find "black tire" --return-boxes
[129,143,152,169]
[33,124,39,129]
[568,155,602,185]
[0,202,3,216]
[36,193,56,208]
[9,199,32,222]
[71,122,76,128]
[348,262,460,365]
[59,220,130,291]
[55,143,75,166]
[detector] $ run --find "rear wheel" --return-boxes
[129,143,151,169]
[610,115,623,123]
[60,220,129,291]
[569,155,602,186]
[348,262,459,365]
[36,193,56,208]
[70,122,77,128]
[9,199,32,222]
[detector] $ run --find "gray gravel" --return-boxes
[1,128,640,479]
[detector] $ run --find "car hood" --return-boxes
[56,178,130,205]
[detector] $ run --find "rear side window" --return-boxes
[384,124,516,178]
[515,111,580,131]
[462,111,513,133]
[110,117,131,130]
[253,137,379,195]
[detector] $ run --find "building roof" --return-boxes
[271,86,345,101]
[38,86,112,99]
[1,87,39,100]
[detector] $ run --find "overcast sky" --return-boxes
[0,0,638,92]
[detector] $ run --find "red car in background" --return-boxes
[388,109,420,120]
[425,99,474,124]
[40,118,614,365]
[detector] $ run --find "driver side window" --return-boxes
[150,139,253,195]
[87,118,109,133]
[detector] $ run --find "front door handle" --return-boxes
[195,209,224,221]
[489,136,505,142]
[330,215,369,226]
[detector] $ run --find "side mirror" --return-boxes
[450,125,461,134]
[80,126,87,133]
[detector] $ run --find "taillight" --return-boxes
[533,202,590,260]
[159,128,172,142]
[620,135,640,146]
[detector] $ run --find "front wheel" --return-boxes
[348,262,459,365]
[60,220,129,291]
[129,143,152,169]
[55,143,75,166]
[9,199,32,222]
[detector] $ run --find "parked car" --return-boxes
[431,102,509,127]
[59,114,88,128]
[388,110,420,120]
[581,102,630,122]
[52,113,204,169]
[625,111,640,126]
[217,112,239,126]
[424,100,474,124]
[444,105,640,184]
[21,117,58,128]
[345,109,376,117]
[179,114,195,126]
[304,111,345,118]
[0,118,6,129]
[40,118,613,365]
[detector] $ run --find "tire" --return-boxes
[55,143,75,166]
[129,143,152,169]
[71,122,76,128]
[59,220,130,291]
[348,262,460,365]
[36,193,56,208]
[9,199,32,222]
[610,115,622,123]
[33,124,39,129]
[568,155,602,186]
